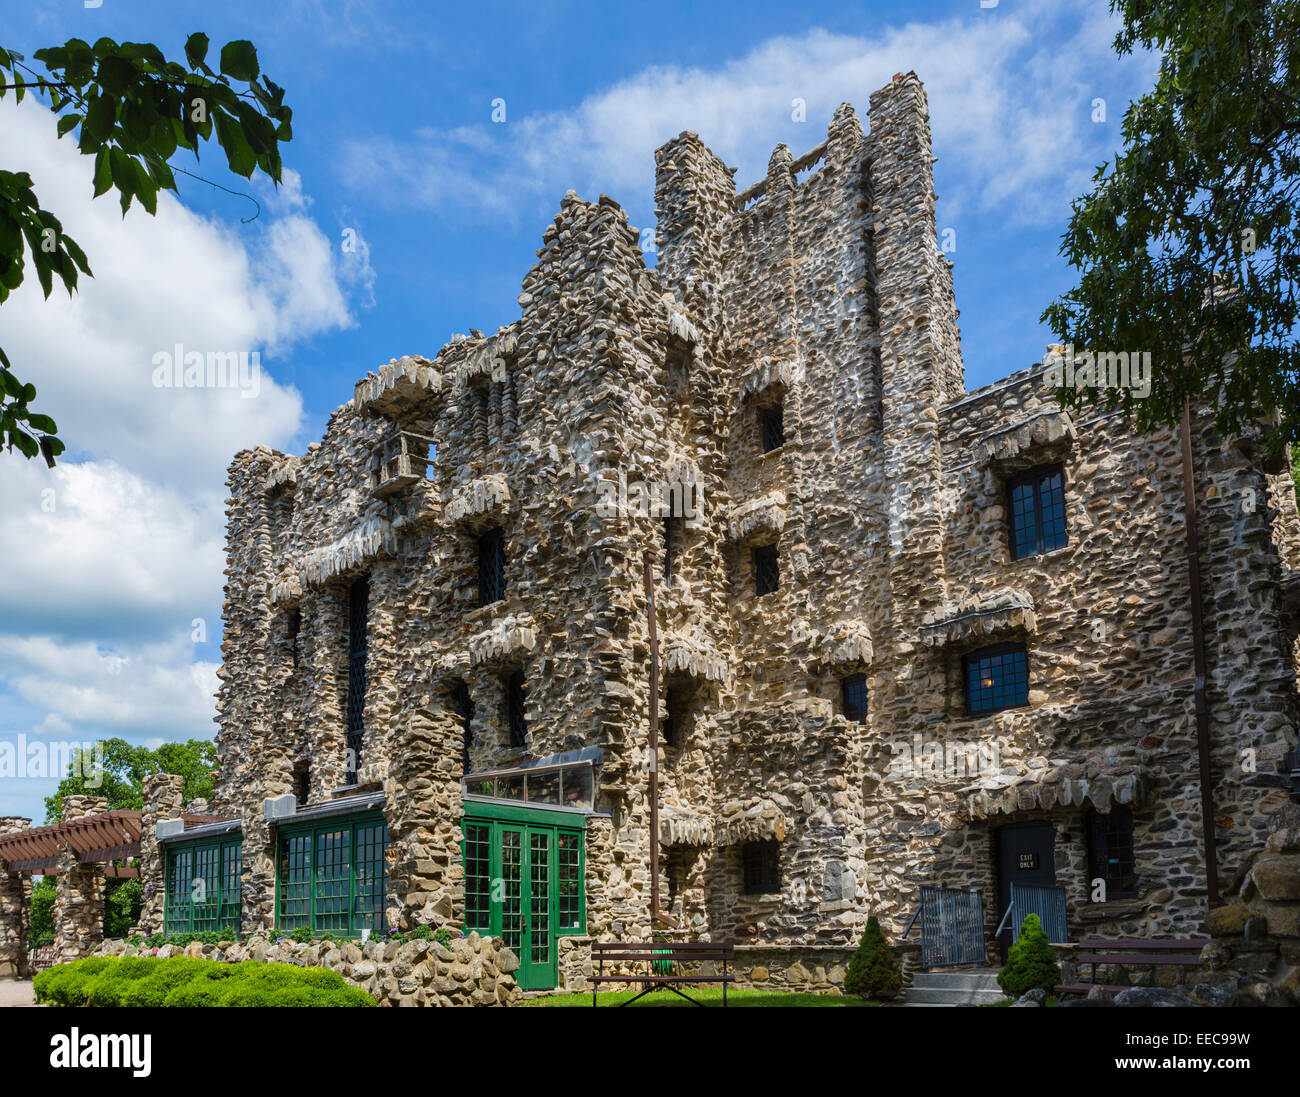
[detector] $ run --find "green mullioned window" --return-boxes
[274,813,388,937]
[163,836,243,936]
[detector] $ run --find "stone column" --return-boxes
[136,774,185,936]
[0,817,31,979]
[52,795,107,962]
[384,706,465,931]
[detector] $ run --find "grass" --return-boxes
[520,987,879,1007]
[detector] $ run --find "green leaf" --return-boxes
[92,145,113,197]
[218,40,259,82]
[56,113,80,138]
[184,32,210,70]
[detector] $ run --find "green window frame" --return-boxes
[163,835,243,936]
[274,812,388,937]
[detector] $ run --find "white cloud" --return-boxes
[341,3,1153,231]
[0,97,370,797]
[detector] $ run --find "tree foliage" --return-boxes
[1043,0,1300,457]
[843,914,902,1000]
[997,913,1062,998]
[43,736,216,823]
[0,35,292,464]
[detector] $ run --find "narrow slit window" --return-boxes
[345,576,369,783]
[505,669,527,749]
[753,543,780,596]
[453,680,475,773]
[477,528,506,606]
[286,608,301,669]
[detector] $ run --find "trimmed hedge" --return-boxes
[33,956,375,1008]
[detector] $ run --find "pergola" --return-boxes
[0,811,144,878]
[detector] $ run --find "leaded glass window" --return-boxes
[1088,811,1138,900]
[964,643,1029,715]
[842,674,868,724]
[463,823,491,931]
[478,528,506,606]
[558,832,582,929]
[1008,464,1067,559]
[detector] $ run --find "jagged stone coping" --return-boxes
[963,762,1148,820]
[468,614,538,668]
[819,619,874,668]
[659,806,714,847]
[740,357,801,402]
[661,631,730,685]
[455,332,518,387]
[446,474,513,528]
[352,355,442,416]
[297,518,397,589]
[973,409,1076,466]
[716,798,789,845]
[919,587,1037,648]
[727,491,787,544]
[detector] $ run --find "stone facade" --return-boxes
[206,70,1300,992]
[136,773,185,938]
[51,796,108,963]
[0,818,31,978]
[96,930,521,1007]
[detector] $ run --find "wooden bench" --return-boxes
[591,940,735,1006]
[1056,936,1210,999]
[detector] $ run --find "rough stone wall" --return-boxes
[0,817,31,978]
[52,795,107,962]
[97,931,521,1007]
[209,68,1300,975]
[136,774,184,937]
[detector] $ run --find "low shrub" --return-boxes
[843,915,903,1000]
[997,914,1062,999]
[33,955,375,1008]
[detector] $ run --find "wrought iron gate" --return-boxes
[917,885,987,968]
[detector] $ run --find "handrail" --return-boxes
[994,900,1017,939]
[901,904,923,940]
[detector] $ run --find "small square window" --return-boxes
[1087,811,1138,899]
[1008,464,1067,559]
[742,840,781,895]
[477,528,506,606]
[963,643,1029,715]
[759,404,786,452]
[842,674,868,724]
[753,543,780,596]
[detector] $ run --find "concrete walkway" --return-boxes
[0,980,38,1007]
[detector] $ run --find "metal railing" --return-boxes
[903,885,987,968]
[994,882,1069,944]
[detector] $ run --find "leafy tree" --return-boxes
[0,35,292,464]
[43,736,216,822]
[997,913,1062,998]
[843,914,902,1000]
[28,876,55,947]
[1042,0,1300,458]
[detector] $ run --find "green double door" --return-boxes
[462,805,585,991]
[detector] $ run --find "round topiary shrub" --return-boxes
[997,913,1062,999]
[844,915,903,1000]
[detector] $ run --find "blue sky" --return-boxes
[0,0,1154,822]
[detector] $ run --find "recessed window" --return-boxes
[1088,811,1138,900]
[662,687,680,748]
[1008,464,1067,559]
[842,674,868,724]
[742,840,781,895]
[286,608,301,669]
[753,543,780,596]
[663,516,684,580]
[452,680,474,773]
[477,528,506,606]
[345,576,369,783]
[963,643,1029,715]
[294,764,310,807]
[505,669,527,749]
[759,403,786,452]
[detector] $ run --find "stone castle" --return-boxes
[142,71,1300,993]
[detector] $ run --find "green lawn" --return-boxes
[520,987,878,1007]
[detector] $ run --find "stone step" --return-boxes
[911,970,1002,991]
[904,985,1009,1005]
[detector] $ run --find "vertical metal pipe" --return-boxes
[1180,398,1220,904]
[644,557,677,929]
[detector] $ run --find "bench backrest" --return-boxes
[1075,937,1209,965]
[592,941,735,960]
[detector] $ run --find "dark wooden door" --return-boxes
[996,823,1055,952]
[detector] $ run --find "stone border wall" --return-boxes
[96,930,520,1007]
